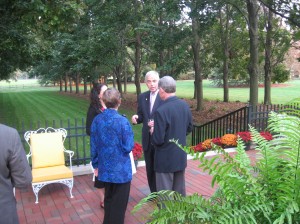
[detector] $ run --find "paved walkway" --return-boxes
[16,150,258,224]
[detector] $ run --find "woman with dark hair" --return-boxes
[86,83,108,136]
[86,82,107,208]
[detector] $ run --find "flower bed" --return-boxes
[192,131,273,153]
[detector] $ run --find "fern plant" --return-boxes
[132,98,300,224]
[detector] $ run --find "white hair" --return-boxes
[145,71,159,81]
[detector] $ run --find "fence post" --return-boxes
[247,104,253,130]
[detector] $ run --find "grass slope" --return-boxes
[1,91,88,127]
[1,79,300,145]
[0,90,142,144]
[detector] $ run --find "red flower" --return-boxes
[260,131,273,141]
[132,142,143,160]
[212,137,222,146]
[191,143,206,152]
[237,131,252,143]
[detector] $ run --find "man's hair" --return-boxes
[158,76,176,93]
[145,70,159,81]
[102,88,121,108]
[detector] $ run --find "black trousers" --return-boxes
[144,144,156,193]
[103,181,131,224]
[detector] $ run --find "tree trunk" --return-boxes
[191,14,203,111]
[69,76,73,93]
[247,0,259,106]
[193,81,196,99]
[75,73,80,94]
[59,77,62,92]
[158,13,165,76]
[132,0,142,99]
[264,7,273,105]
[112,73,116,88]
[159,51,165,76]
[64,73,68,92]
[83,77,87,95]
[219,6,230,102]
[114,65,123,96]
[124,68,127,94]
[134,31,142,98]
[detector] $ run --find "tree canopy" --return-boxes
[1,0,299,107]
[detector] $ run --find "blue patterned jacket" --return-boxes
[91,109,134,183]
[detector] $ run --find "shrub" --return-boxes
[272,64,290,84]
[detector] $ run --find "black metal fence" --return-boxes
[192,103,300,145]
[192,106,249,145]
[11,118,90,167]
[9,103,299,165]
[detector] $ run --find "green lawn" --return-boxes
[0,88,142,144]
[125,79,300,104]
[1,78,300,145]
[2,79,300,104]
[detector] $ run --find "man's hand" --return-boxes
[148,119,154,134]
[149,126,154,135]
[131,115,138,124]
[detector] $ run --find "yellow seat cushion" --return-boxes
[30,132,65,169]
[32,165,73,183]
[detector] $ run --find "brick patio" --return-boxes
[16,149,258,224]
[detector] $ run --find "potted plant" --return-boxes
[260,131,273,141]
[191,143,205,152]
[212,137,222,147]
[237,131,252,150]
[220,134,237,148]
[132,142,143,167]
[202,138,213,151]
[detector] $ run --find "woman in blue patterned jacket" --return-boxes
[91,87,134,224]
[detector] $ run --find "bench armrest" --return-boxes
[65,150,74,157]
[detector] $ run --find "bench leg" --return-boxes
[32,183,43,204]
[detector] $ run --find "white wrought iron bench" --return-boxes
[24,127,74,204]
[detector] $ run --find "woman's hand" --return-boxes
[94,168,98,177]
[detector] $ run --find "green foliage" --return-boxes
[133,98,300,223]
[258,0,300,28]
[272,64,290,84]
[0,0,84,81]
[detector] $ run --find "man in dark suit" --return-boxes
[131,71,163,193]
[0,124,32,224]
[152,76,193,196]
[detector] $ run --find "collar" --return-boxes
[150,90,159,97]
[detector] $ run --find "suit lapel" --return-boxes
[146,91,151,115]
[151,94,162,115]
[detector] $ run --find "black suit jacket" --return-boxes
[136,91,163,151]
[152,96,193,173]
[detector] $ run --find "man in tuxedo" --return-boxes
[0,124,32,224]
[131,71,162,193]
[152,76,193,196]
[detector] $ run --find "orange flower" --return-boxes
[221,134,237,146]
[202,139,212,150]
